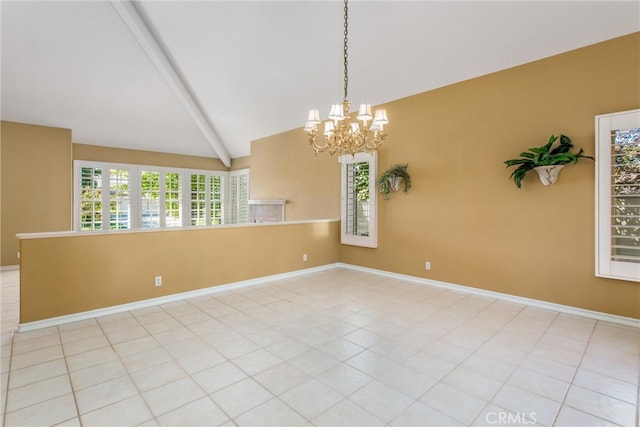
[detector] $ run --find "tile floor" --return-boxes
[1,267,639,426]
[1,268,19,336]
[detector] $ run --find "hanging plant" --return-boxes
[377,164,411,199]
[504,134,594,188]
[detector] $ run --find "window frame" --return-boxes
[595,109,640,282]
[340,152,378,248]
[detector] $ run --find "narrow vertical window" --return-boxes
[596,109,640,281]
[80,166,103,231]
[141,171,160,228]
[611,129,640,263]
[346,161,371,237]
[165,172,182,227]
[109,168,130,230]
[190,174,206,226]
[210,175,224,225]
[229,169,250,224]
[340,152,377,247]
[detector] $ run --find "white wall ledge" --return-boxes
[16,218,340,240]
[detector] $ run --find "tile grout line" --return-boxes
[549,317,598,426]
[555,320,640,426]
[2,331,15,427]
[145,302,235,424]
[57,324,84,427]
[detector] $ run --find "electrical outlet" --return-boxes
[155,276,162,287]
[425,261,431,270]
[303,253,308,262]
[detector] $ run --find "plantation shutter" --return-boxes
[210,175,225,225]
[596,109,640,281]
[109,168,131,230]
[79,166,104,231]
[345,161,370,237]
[190,173,207,226]
[229,170,250,224]
[610,128,640,264]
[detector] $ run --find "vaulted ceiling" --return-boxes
[2,1,638,166]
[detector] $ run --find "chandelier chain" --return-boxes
[343,0,349,102]
[304,0,389,156]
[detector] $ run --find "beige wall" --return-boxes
[73,143,228,170]
[1,121,73,266]
[338,33,639,318]
[252,33,640,318]
[20,221,340,322]
[251,128,340,220]
[230,155,250,171]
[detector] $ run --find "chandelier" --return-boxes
[304,0,389,156]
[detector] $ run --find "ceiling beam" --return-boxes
[110,0,231,167]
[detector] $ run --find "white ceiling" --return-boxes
[2,1,639,164]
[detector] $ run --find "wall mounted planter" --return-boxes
[533,165,564,186]
[377,164,411,199]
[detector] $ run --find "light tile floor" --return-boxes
[1,267,638,426]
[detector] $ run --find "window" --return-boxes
[189,172,226,226]
[79,166,103,231]
[210,175,225,225]
[109,168,130,230]
[229,169,250,224]
[340,152,377,247]
[595,109,640,282]
[77,163,135,231]
[140,170,161,229]
[74,161,242,231]
[164,172,182,227]
[190,174,207,226]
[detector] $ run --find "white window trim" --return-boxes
[340,152,378,248]
[595,109,640,282]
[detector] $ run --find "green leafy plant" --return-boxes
[504,134,594,188]
[377,164,411,199]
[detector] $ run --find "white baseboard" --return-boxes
[0,265,20,272]
[18,262,639,332]
[18,264,340,332]
[337,263,640,329]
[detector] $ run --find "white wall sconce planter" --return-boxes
[533,165,564,186]
[388,177,404,192]
[504,134,594,188]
